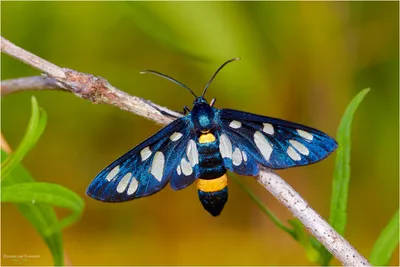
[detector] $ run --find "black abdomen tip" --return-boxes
[198,187,228,216]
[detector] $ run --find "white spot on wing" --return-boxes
[297,129,313,141]
[254,131,273,161]
[186,140,199,166]
[263,123,274,135]
[219,134,233,159]
[177,165,181,175]
[170,132,183,142]
[289,140,309,155]
[287,146,301,161]
[232,147,243,166]
[229,120,242,129]
[117,173,132,193]
[242,150,248,162]
[106,165,120,182]
[150,152,165,182]
[127,177,138,195]
[140,147,152,161]
[180,158,193,176]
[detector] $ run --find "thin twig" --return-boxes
[1,37,66,79]
[1,76,62,95]
[0,36,370,266]
[0,36,180,126]
[258,167,369,266]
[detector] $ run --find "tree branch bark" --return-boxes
[0,36,370,266]
[1,76,62,94]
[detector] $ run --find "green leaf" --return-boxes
[1,96,47,180]
[1,182,84,235]
[18,204,64,265]
[1,150,64,266]
[319,88,370,265]
[330,88,370,233]
[370,209,399,266]
[288,219,320,263]
[0,96,82,266]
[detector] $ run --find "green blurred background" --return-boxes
[2,1,398,266]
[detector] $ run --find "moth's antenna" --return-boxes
[140,70,198,98]
[201,57,241,98]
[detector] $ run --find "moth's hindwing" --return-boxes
[86,117,199,202]
[217,109,337,172]
[216,129,260,176]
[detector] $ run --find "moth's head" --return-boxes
[193,96,208,105]
[191,97,215,133]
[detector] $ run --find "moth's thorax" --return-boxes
[191,98,216,133]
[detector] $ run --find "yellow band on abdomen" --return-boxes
[197,174,228,192]
[199,133,216,143]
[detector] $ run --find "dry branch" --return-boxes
[0,36,370,266]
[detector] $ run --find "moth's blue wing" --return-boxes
[217,109,337,172]
[169,138,201,191]
[86,116,199,202]
[215,127,260,176]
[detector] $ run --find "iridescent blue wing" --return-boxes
[169,137,201,191]
[86,116,199,202]
[216,109,337,174]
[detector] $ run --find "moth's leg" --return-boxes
[144,99,180,119]
[183,106,191,115]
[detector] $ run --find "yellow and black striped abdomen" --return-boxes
[197,132,228,216]
[197,174,228,216]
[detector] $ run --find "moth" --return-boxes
[86,58,337,216]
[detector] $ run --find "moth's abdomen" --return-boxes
[197,132,228,216]
[197,174,228,217]
[197,133,225,179]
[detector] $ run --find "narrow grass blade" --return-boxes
[1,182,84,235]
[369,209,399,266]
[319,88,370,265]
[232,174,329,262]
[2,150,64,266]
[1,96,47,180]
[288,219,320,263]
[230,174,296,237]
[330,88,370,233]
[18,204,64,265]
